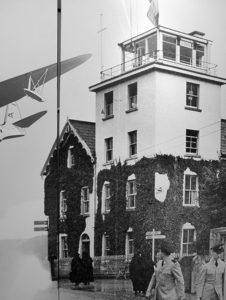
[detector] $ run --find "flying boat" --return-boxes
[0,54,91,141]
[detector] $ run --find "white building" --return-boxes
[90,26,226,172]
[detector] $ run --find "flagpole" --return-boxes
[56,0,61,299]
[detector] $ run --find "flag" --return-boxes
[147,0,159,27]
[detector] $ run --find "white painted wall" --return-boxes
[95,69,222,173]
[155,72,221,160]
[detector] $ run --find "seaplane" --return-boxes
[0,54,91,142]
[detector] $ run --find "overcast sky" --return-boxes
[0,0,225,240]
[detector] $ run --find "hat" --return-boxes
[211,243,224,254]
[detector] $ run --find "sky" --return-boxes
[0,0,225,240]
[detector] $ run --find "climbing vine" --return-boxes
[95,155,222,256]
[44,130,94,258]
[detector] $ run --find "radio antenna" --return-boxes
[98,13,106,76]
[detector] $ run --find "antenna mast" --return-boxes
[98,13,106,77]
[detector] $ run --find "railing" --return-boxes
[100,51,218,81]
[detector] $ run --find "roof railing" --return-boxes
[100,51,217,81]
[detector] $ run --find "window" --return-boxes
[103,234,110,256]
[81,187,89,215]
[128,83,137,110]
[104,183,111,212]
[105,137,113,162]
[59,234,69,258]
[186,83,199,108]
[163,34,177,61]
[128,130,137,157]
[67,146,75,168]
[183,168,199,206]
[180,40,192,65]
[186,129,199,155]
[104,91,113,118]
[126,176,137,209]
[60,190,67,219]
[194,43,205,67]
[126,228,134,258]
[221,119,226,157]
[181,223,196,256]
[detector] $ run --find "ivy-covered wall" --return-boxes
[44,130,94,259]
[95,155,225,257]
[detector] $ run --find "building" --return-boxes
[41,119,95,274]
[41,25,226,278]
[89,25,226,272]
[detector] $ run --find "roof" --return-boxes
[41,119,95,177]
[68,119,95,155]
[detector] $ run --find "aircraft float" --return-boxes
[0,54,91,141]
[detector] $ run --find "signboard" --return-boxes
[146,234,166,240]
[146,230,161,236]
[34,227,48,231]
[34,220,48,226]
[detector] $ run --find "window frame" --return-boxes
[126,179,137,210]
[128,82,138,110]
[162,33,177,61]
[81,186,90,215]
[67,146,75,168]
[104,183,111,213]
[59,233,69,259]
[183,168,199,207]
[181,223,196,256]
[128,130,137,157]
[60,190,67,219]
[186,82,200,109]
[186,129,199,155]
[104,91,113,118]
[102,234,110,257]
[105,137,113,163]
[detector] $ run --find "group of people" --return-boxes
[70,252,94,287]
[144,241,225,300]
[69,241,225,299]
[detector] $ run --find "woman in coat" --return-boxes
[196,244,225,300]
[145,241,185,300]
[70,252,84,287]
[81,252,94,285]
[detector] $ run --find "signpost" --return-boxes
[34,220,48,232]
[146,229,166,260]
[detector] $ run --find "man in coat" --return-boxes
[145,241,185,300]
[196,243,225,300]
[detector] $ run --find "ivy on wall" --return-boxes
[44,130,94,258]
[95,155,223,256]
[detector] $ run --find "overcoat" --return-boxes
[196,258,225,300]
[145,258,185,300]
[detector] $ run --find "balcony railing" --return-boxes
[100,51,217,81]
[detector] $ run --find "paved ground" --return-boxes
[57,278,197,300]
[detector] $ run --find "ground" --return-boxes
[34,278,197,300]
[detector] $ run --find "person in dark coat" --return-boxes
[129,252,146,295]
[143,252,155,294]
[70,252,84,287]
[81,252,94,285]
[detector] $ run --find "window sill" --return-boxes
[125,155,138,162]
[81,213,90,217]
[103,160,114,167]
[125,107,138,114]
[185,106,202,112]
[184,154,201,159]
[102,115,114,121]
[126,208,136,211]
[183,204,200,208]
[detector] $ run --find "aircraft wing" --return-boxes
[0,54,91,108]
[12,110,47,128]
